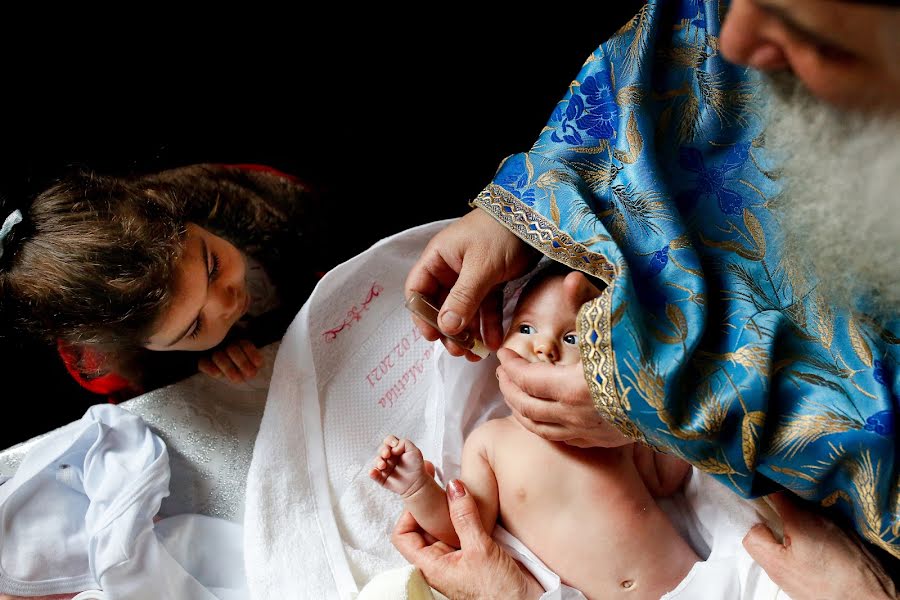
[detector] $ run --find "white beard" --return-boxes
[763,74,900,321]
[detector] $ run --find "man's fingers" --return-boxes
[421,531,439,546]
[479,287,505,352]
[392,511,429,557]
[498,367,565,424]
[562,271,603,306]
[405,247,458,302]
[529,421,576,441]
[742,522,787,581]
[497,348,593,414]
[766,491,805,528]
[405,248,460,340]
[392,511,452,567]
[411,314,442,343]
[443,337,475,359]
[497,348,575,400]
[446,480,491,553]
[508,409,572,441]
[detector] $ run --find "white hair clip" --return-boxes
[0,209,23,260]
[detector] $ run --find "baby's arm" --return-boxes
[631,443,692,497]
[371,436,459,547]
[459,423,500,536]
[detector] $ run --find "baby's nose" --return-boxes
[534,340,558,364]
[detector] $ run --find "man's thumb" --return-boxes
[447,480,490,551]
[562,271,603,307]
[439,263,491,335]
[743,523,785,578]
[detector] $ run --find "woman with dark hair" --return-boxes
[0,163,323,399]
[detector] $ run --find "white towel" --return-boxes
[244,221,450,600]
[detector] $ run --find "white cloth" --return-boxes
[654,471,784,599]
[244,220,784,600]
[0,342,279,524]
[356,565,448,600]
[0,404,247,599]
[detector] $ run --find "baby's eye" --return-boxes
[563,333,578,345]
[518,324,534,335]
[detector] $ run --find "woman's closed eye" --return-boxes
[209,251,221,282]
[188,251,222,340]
[189,313,204,339]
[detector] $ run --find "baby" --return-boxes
[372,268,700,599]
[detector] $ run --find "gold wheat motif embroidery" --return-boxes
[847,317,874,368]
[847,452,898,557]
[693,455,738,475]
[769,410,863,459]
[742,411,765,471]
[769,464,818,484]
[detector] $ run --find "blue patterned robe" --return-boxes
[472,0,898,558]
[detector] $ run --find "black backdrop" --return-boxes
[0,8,640,447]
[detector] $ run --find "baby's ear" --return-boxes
[563,271,603,307]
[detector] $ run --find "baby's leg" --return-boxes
[370,435,459,547]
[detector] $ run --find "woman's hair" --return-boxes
[0,171,185,351]
[0,164,318,363]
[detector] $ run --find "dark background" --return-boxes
[0,8,640,447]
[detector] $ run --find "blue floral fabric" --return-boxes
[472,0,898,557]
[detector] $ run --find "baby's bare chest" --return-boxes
[489,431,650,522]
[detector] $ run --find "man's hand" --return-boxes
[198,339,264,383]
[405,208,539,360]
[392,479,543,600]
[743,492,897,600]
[497,348,631,448]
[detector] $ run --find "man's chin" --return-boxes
[764,74,900,321]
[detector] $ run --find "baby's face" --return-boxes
[502,276,581,366]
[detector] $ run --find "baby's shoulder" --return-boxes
[465,416,517,450]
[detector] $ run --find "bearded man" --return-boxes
[398,1,900,598]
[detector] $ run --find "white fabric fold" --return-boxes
[0,404,247,599]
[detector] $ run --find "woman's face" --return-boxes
[144,223,250,352]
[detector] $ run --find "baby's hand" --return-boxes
[198,339,264,383]
[370,435,433,499]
